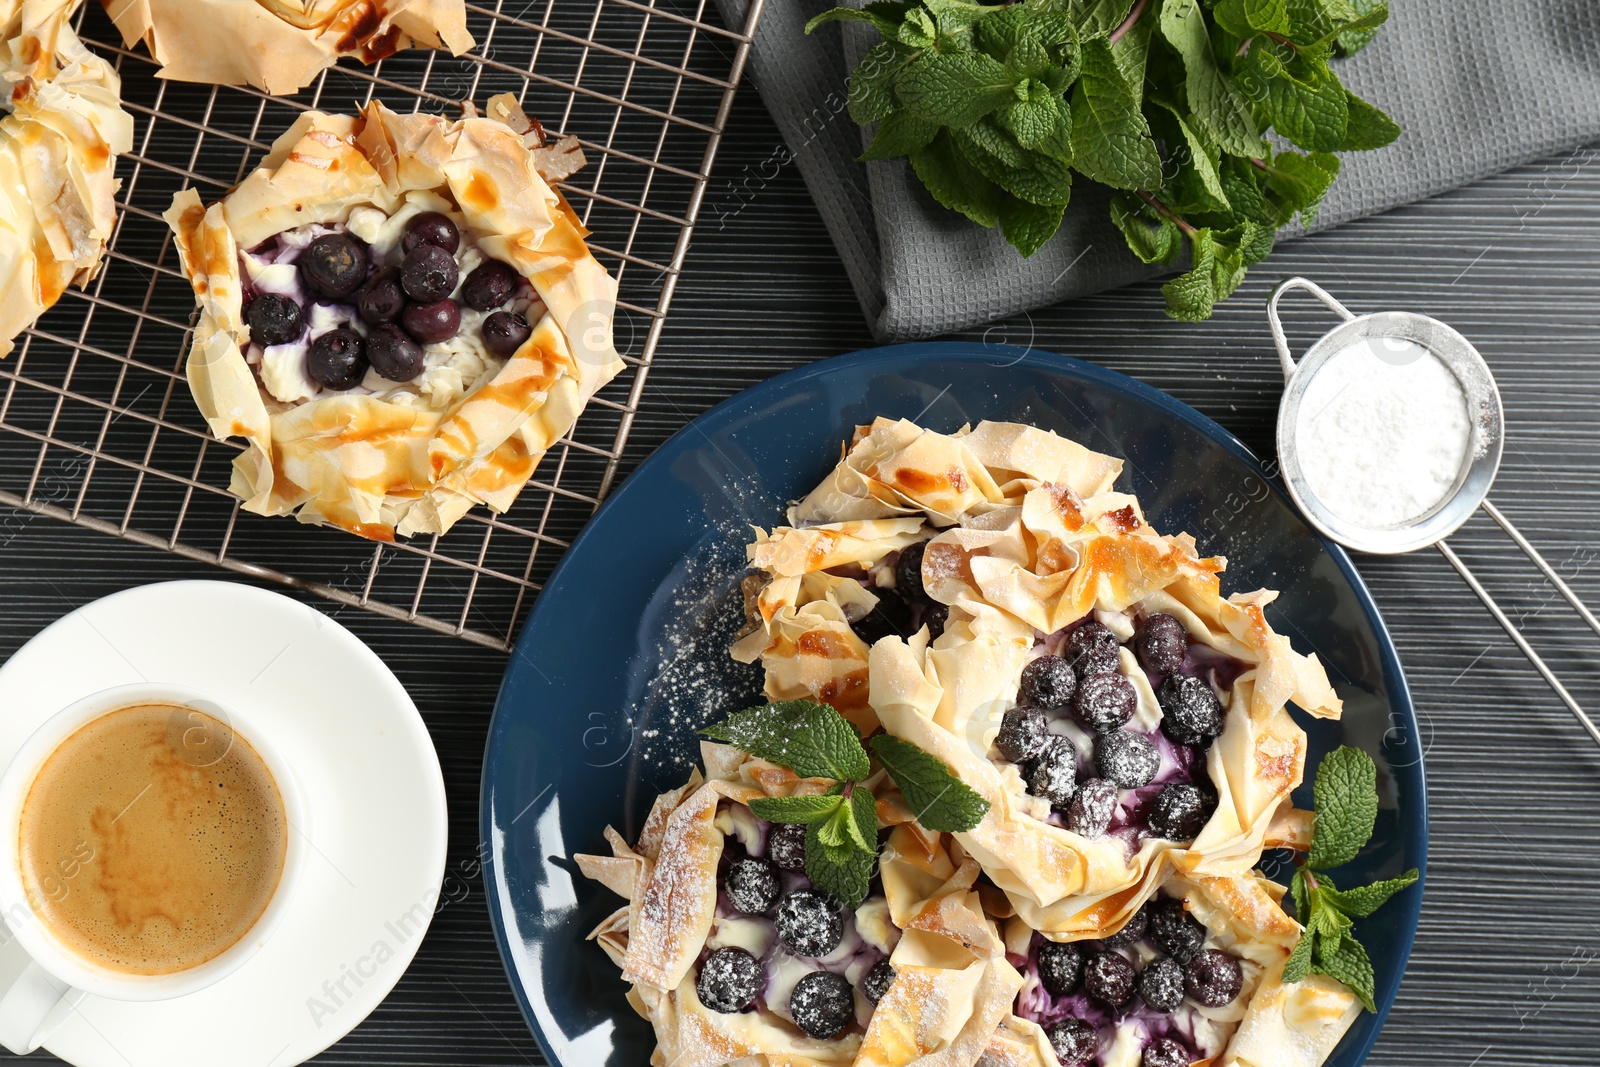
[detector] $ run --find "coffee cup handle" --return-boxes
[0,924,87,1054]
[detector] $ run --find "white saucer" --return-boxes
[0,580,448,1067]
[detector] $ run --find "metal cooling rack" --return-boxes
[1,0,763,650]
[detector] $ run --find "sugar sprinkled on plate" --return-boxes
[1294,337,1473,529]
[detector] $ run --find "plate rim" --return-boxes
[480,339,1428,1067]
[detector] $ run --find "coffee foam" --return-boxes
[17,704,288,975]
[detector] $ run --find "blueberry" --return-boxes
[355,270,405,324]
[244,293,304,346]
[1026,735,1078,807]
[299,233,367,300]
[1184,948,1243,1007]
[774,889,843,958]
[923,603,949,640]
[1036,940,1084,996]
[1096,730,1160,788]
[401,298,461,345]
[1149,900,1207,964]
[1158,675,1222,747]
[895,542,930,602]
[696,946,762,1013]
[461,259,519,311]
[1142,1037,1191,1067]
[767,822,806,872]
[305,328,366,390]
[1066,622,1122,678]
[1019,655,1076,710]
[851,593,911,646]
[724,857,780,915]
[1137,613,1188,674]
[1046,1018,1098,1065]
[401,243,459,303]
[1136,956,1185,1012]
[1073,672,1136,734]
[483,310,533,358]
[790,970,854,1039]
[366,323,425,382]
[1100,904,1148,949]
[863,959,895,1003]
[1082,951,1136,1008]
[996,706,1050,765]
[1066,778,1118,838]
[401,211,460,255]
[1147,784,1214,841]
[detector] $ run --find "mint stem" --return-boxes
[1135,190,1197,236]
[1108,0,1149,45]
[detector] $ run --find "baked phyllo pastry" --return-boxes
[981,869,1360,1067]
[739,419,1342,935]
[0,0,133,357]
[100,0,473,95]
[164,97,621,541]
[575,744,1025,1067]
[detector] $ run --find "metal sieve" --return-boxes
[1268,277,1600,746]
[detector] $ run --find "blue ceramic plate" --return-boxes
[481,341,1426,1067]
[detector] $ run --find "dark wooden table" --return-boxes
[4,68,1599,1067]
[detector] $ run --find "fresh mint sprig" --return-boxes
[705,700,990,908]
[1282,745,1419,1011]
[805,0,1400,320]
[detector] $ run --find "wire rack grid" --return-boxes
[0,0,763,650]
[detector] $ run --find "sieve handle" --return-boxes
[1267,278,1357,380]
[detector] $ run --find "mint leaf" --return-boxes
[998,197,1067,256]
[1290,864,1312,922]
[1243,0,1290,34]
[870,733,991,832]
[1211,0,1253,37]
[1160,0,1263,156]
[815,797,854,848]
[805,821,876,909]
[1217,159,1282,226]
[862,110,940,160]
[847,784,880,852]
[1264,149,1339,224]
[1151,100,1230,214]
[999,95,1073,159]
[954,126,1075,206]
[1285,0,1357,46]
[1337,90,1400,151]
[702,700,871,782]
[911,131,1005,227]
[1108,6,1152,91]
[1321,869,1419,917]
[1069,38,1161,190]
[1162,228,1217,322]
[1314,930,1376,1011]
[1335,0,1386,53]
[805,3,907,36]
[748,793,844,825]
[1210,233,1247,301]
[896,51,1018,127]
[1257,49,1349,152]
[1283,924,1315,982]
[849,42,911,124]
[1065,0,1137,39]
[1110,193,1182,264]
[1308,745,1379,870]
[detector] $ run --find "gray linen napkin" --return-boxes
[712,0,1600,340]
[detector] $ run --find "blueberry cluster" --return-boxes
[991,614,1224,842]
[849,542,948,645]
[1029,898,1244,1066]
[694,821,893,1042]
[241,211,534,393]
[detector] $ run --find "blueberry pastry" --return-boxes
[100,0,474,95]
[164,98,620,541]
[575,744,1025,1067]
[754,419,1343,936]
[0,0,132,357]
[981,871,1361,1067]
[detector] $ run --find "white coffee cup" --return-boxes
[0,682,308,1053]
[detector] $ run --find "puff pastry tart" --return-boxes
[0,0,133,357]
[735,419,1342,936]
[981,868,1360,1067]
[164,97,621,541]
[100,0,474,95]
[576,744,1026,1067]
